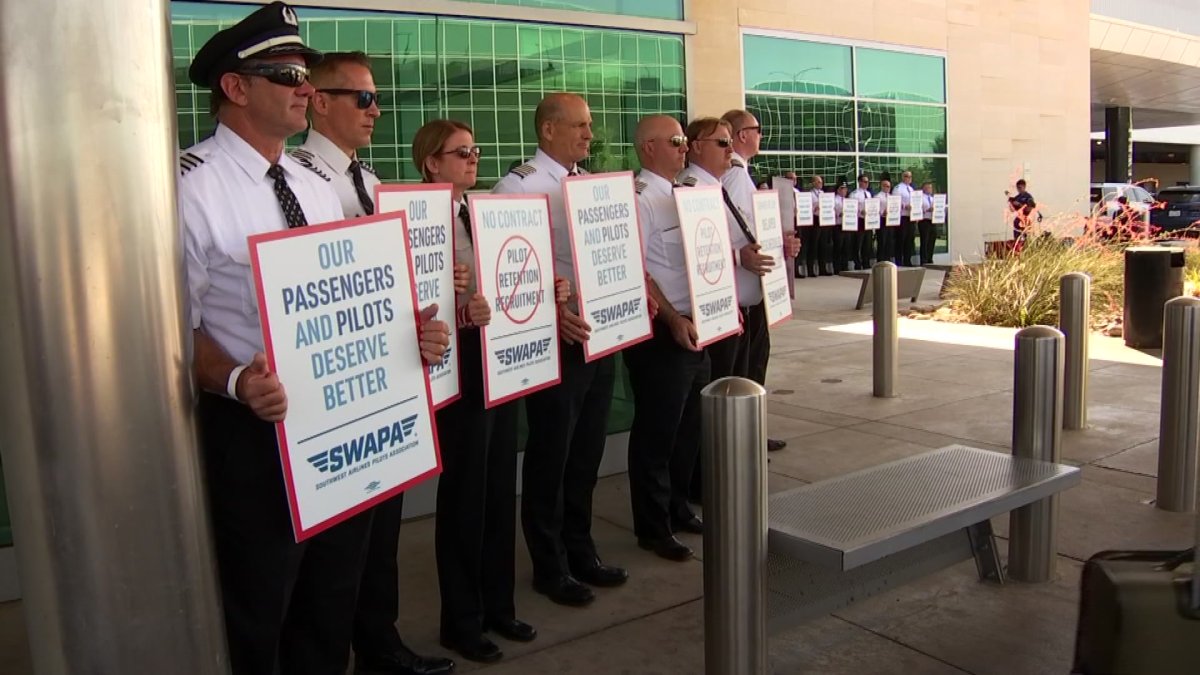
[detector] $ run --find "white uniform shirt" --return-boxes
[877,190,895,226]
[635,170,690,315]
[721,152,757,234]
[893,181,916,209]
[180,124,345,365]
[678,163,762,307]
[293,128,381,219]
[452,198,476,299]
[491,148,581,303]
[920,191,935,217]
[850,188,871,225]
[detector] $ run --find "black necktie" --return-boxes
[349,160,374,216]
[721,187,757,245]
[459,202,472,243]
[567,169,578,177]
[267,165,308,228]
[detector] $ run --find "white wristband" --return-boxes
[226,364,249,401]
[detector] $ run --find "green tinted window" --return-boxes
[856,48,945,103]
[171,2,685,188]
[857,102,946,154]
[751,155,857,189]
[456,0,682,21]
[858,156,947,194]
[743,36,852,96]
[748,95,854,153]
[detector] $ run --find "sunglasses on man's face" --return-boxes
[694,137,732,148]
[237,62,310,88]
[440,145,483,159]
[652,135,687,148]
[318,89,381,110]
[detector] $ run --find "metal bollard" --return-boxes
[1009,325,1065,582]
[1156,296,1200,512]
[873,261,899,398]
[1060,272,1090,430]
[701,377,768,675]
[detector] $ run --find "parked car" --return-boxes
[1150,186,1200,235]
[1089,183,1154,222]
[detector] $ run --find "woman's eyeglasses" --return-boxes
[236,62,310,88]
[439,146,482,159]
[317,89,381,109]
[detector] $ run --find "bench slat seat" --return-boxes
[768,445,1081,571]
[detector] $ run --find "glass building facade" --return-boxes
[172,2,686,188]
[743,32,949,252]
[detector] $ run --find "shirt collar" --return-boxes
[640,169,674,193]
[214,124,282,183]
[686,164,719,185]
[304,128,354,176]
[533,148,575,179]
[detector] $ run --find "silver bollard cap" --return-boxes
[701,376,766,399]
[1015,325,1064,342]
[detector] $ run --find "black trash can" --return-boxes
[1123,246,1185,348]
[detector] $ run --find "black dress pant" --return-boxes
[521,342,614,581]
[740,301,770,386]
[898,216,917,266]
[351,492,405,659]
[841,229,861,270]
[876,227,897,265]
[816,226,835,273]
[798,225,817,275]
[435,328,518,640]
[198,393,372,675]
[917,219,936,264]
[858,223,875,268]
[625,323,710,541]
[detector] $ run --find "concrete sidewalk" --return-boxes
[1,271,1192,674]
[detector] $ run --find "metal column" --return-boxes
[873,261,898,398]
[701,377,768,675]
[1009,326,1064,582]
[0,0,228,672]
[1157,297,1200,513]
[1060,273,1090,431]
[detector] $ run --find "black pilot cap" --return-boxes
[188,1,323,87]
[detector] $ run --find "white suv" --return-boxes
[1089,183,1155,221]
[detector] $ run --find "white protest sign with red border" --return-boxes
[562,171,653,362]
[375,183,460,409]
[674,185,741,348]
[751,190,793,328]
[248,212,441,541]
[469,193,561,408]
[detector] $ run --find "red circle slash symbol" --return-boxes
[495,235,542,324]
[696,217,723,286]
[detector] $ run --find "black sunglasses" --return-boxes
[237,62,309,88]
[317,88,381,109]
[693,137,733,148]
[439,145,482,159]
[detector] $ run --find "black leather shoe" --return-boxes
[671,515,704,535]
[767,438,787,452]
[484,617,537,642]
[439,633,501,664]
[354,643,456,675]
[571,559,629,587]
[532,574,595,606]
[638,536,693,562]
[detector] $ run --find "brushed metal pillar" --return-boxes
[1009,326,1064,582]
[1157,297,1200,513]
[873,261,898,398]
[701,377,767,675]
[1060,273,1090,431]
[0,0,228,672]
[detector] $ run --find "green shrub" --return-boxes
[944,232,1124,328]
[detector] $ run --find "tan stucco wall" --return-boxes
[686,0,1093,261]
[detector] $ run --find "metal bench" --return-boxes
[765,445,1081,632]
[838,267,926,309]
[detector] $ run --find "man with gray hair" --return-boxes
[492,92,629,608]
